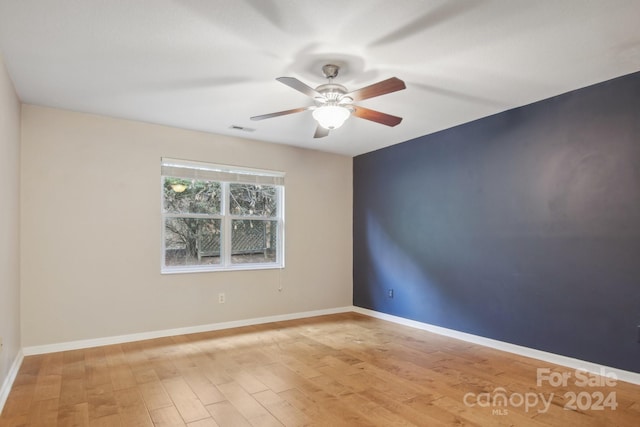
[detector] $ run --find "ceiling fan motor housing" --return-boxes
[315,83,350,103]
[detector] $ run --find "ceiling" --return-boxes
[1,0,639,157]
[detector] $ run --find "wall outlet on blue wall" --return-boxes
[388,289,394,298]
[637,325,640,343]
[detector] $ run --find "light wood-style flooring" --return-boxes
[1,312,639,426]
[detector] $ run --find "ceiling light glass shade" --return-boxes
[312,105,351,129]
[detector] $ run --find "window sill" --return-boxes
[161,263,284,275]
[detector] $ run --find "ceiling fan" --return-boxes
[250,64,406,138]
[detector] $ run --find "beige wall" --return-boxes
[21,105,352,347]
[0,56,21,386]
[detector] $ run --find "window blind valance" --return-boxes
[161,158,285,186]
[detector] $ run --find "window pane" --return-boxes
[163,177,221,214]
[165,218,221,266]
[229,184,277,217]
[231,220,277,264]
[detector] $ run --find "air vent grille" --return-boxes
[230,125,255,132]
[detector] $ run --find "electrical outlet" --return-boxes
[637,325,640,343]
[218,293,226,304]
[388,289,394,298]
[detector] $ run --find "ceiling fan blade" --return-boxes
[250,106,311,121]
[276,77,322,98]
[346,77,406,101]
[313,125,330,138]
[353,106,403,127]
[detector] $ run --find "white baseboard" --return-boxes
[0,349,24,416]
[352,306,640,386]
[22,306,353,356]
[16,305,640,389]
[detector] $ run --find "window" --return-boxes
[161,158,284,273]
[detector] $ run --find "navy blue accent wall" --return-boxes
[353,71,640,373]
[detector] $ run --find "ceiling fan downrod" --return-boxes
[321,64,340,81]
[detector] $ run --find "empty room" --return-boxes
[1,1,640,426]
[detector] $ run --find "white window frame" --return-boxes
[161,158,285,274]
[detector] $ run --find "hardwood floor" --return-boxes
[1,312,639,426]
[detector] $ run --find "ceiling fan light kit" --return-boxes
[312,105,352,129]
[251,64,406,138]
